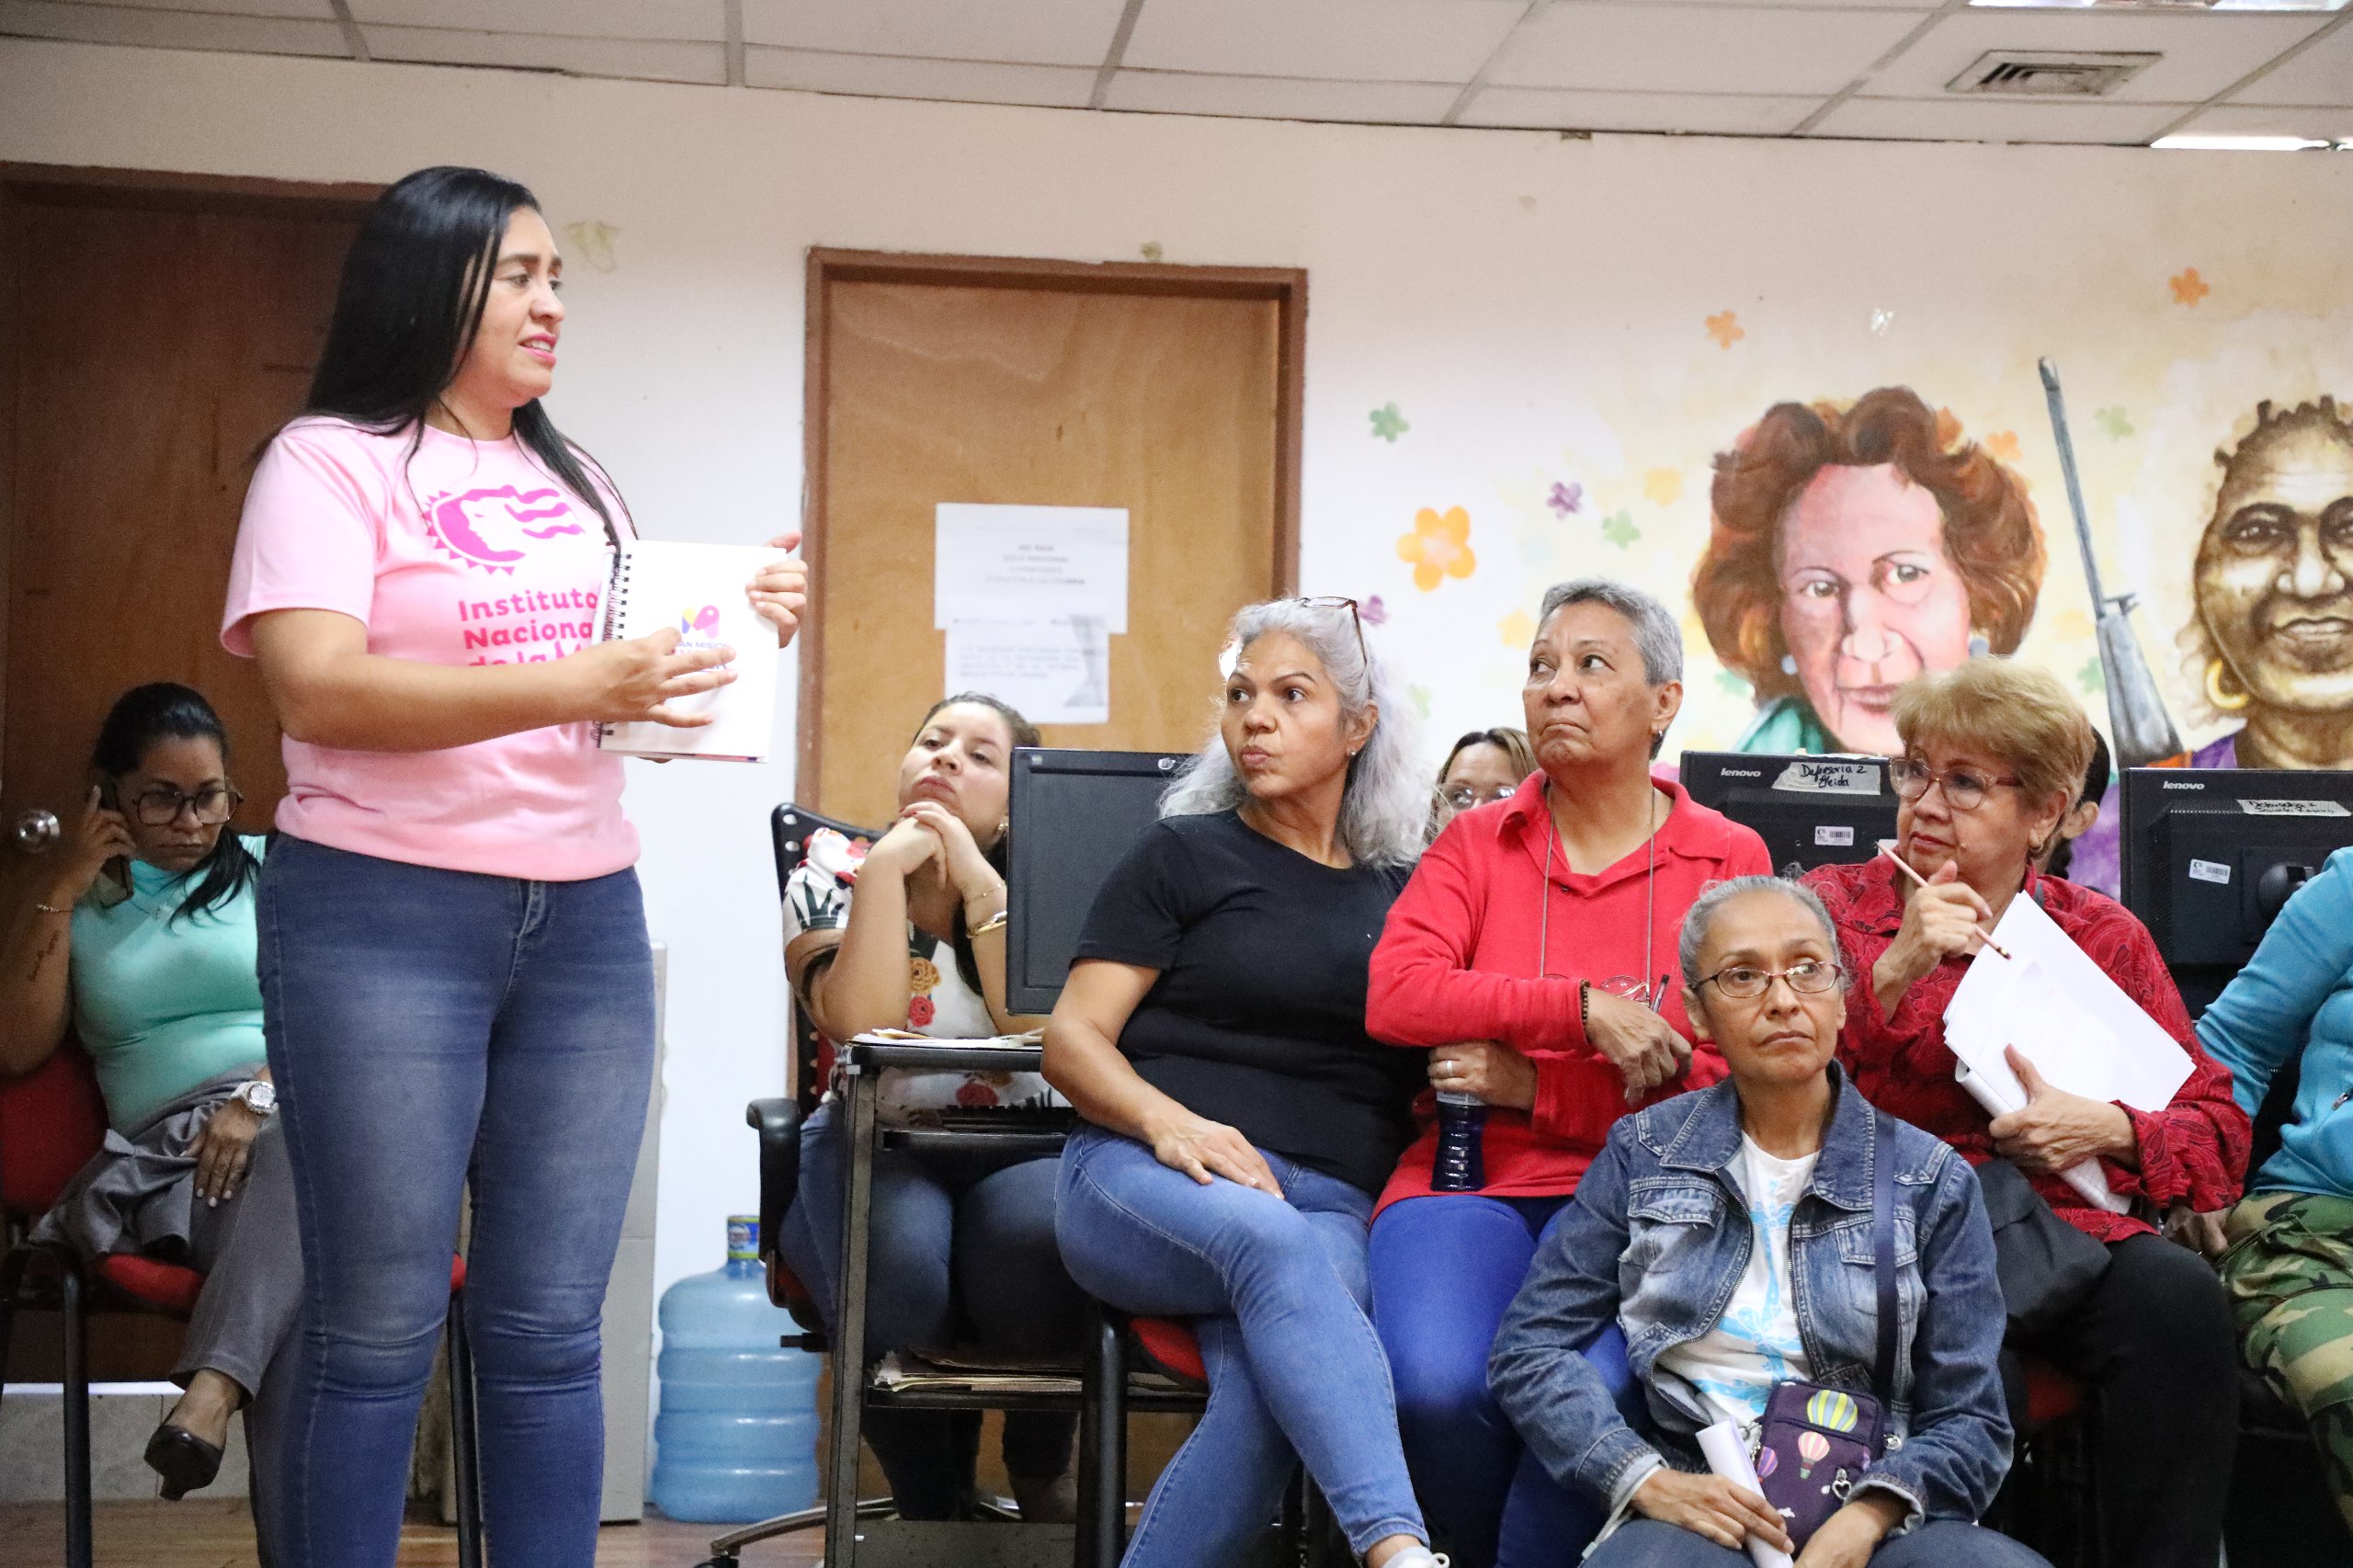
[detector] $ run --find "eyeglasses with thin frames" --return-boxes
[1695,959,1846,1001]
[1884,757,2022,813]
[1293,596,1369,671]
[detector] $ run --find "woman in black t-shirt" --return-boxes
[1044,598,1444,1568]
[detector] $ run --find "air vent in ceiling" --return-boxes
[1947,50,2162,94]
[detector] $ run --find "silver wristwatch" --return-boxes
[232,1079,277,1116]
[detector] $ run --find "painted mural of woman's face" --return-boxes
[2197,421,2353,720]
[1776,462,1976,756]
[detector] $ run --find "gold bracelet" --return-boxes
[971,910,1009,937]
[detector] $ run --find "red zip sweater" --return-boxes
[1366,773,1770,1213]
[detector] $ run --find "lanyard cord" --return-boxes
[1538,782,1662,1000]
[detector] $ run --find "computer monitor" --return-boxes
[1006,747,1190,1014]
[1680,752,1898,878]
[2119,767,2353,1002]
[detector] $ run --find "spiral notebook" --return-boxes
[596,540,784,762]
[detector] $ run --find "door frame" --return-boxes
[798,247,1308,801]
[0,163,380,778]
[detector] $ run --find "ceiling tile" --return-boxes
[1460,85,1824,133]
[1859,9,2334,101]
[362,26,724,82]
[0,0,347,52]
[2169,99,2353,136]
[1811,93,2181,139]
[1122,0,1526,83]
[349,0,723,42]
[744,46,1097,108]
[2229,18,2353,104]
[19,0,329,15]
[741,0,1130,68]
[1102,70,1461,121]
[1488,6,1930,95]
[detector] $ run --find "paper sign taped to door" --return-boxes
[944,615,1111,726]
[935,505,1129,633]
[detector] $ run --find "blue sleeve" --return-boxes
[2196,846,2353,1119]
[1487,1119,1661,1509]
[1859,1147,2013,1531]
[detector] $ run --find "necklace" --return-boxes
[1538,783,1663,1004]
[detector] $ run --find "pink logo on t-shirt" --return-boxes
[425,485,584,574]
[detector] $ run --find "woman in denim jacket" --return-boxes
[1489,877,2039,1568]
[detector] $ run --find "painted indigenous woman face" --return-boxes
[2197,419,2353,719]
[1777,463,1976,756]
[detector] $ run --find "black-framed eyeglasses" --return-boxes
[126,783,242,827]
[1884,757,2022,812]
[1696,958,1845,1001]
[1441,782,1518,812]
[1295,596,1369,670]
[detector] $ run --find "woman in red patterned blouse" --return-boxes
[1803,658,2248,1568]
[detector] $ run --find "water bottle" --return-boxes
[650,1216,822,1523]
[1431,1092,1488,1192]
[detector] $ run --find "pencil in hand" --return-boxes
[1876,841,2015,962]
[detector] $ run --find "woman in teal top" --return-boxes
[0,683,289,1511]
[2194,846,2353,1539]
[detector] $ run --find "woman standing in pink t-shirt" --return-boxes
[222,166,803,1568]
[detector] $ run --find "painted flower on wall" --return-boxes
[2095,406,2134,440]
[1983,430,2023,465]
[1601,509,1640,549]
[1370,403,1410,441]
[1360,595,1389,626]
[1705,311,1745,349]
[1399,506,1476,590]
[1644,468,1684,506]
[2170,267,2211,307]
[1548,481,1584,517]
[1499,608,1535,648]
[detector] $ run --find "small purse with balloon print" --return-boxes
[1752,1110,1901,1550]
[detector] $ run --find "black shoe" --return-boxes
[143,1424,223,1501]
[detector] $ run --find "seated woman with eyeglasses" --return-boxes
[1430,727,1540,838]
[0,684,289,1512]
[1490,875,2037,1568]
[1802,659,2249,1568]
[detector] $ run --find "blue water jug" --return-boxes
[649,1215,822,1523]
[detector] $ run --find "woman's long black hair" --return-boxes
[301,165,622,546]
[90,684,259,925]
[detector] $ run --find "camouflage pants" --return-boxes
[2220,1189,2353,1534]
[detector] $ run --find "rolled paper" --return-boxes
[1696,1419,1796,1568]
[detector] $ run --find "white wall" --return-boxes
[7,34,2350,1463]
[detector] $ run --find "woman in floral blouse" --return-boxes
[776,694,1085,1522]
[1803,659,2248,1568]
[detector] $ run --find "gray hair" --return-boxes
[1159,598,1427,869]
[1677,875,1839,990]
[1538,578,1685,686]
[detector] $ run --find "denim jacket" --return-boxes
[1488,1065,2011,1536]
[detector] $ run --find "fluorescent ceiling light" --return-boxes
[1974,0,2347,10]
[2150,133,2342,148]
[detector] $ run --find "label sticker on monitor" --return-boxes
[1815,824,1856,847]
[2235,799,2352,817]
[1773,759,1881,796]
[2188,858,2233,885]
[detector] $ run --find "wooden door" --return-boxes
[803,251,1304,826]
[0,170,369,883]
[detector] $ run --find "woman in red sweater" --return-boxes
[1365,579,1769,1568]
[1803,658,2247,1568]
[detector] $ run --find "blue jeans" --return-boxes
[777,1100,1082,1516]
[1586,1519,2051,1568]
[1370,1194,1620,1568]
[1054,1124,1426,1567]
[255,835,655,1568]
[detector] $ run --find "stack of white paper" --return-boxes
[1695,1421,1795,1568]
[1940,893,2194,1212]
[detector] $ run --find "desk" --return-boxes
[823,1041,1195,1568]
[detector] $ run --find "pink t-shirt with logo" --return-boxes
[222,417,638,881]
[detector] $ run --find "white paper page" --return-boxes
[943,614,1110,725]
[597,540,783,761]
[934,504,1129,632]
[1941,893,2194,1113]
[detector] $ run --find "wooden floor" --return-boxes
[0,1501,824,1567]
